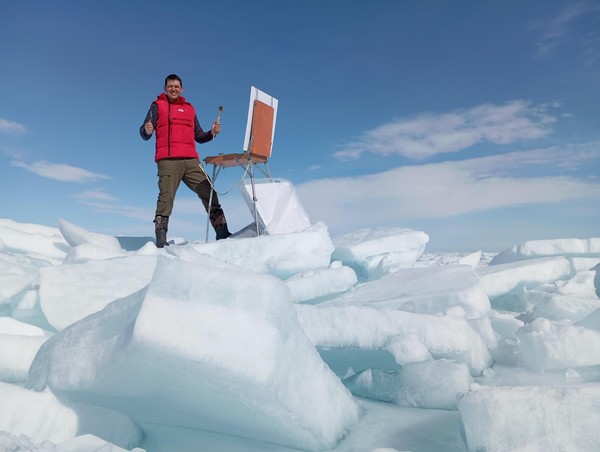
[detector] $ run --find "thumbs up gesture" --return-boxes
[144,119,154,135]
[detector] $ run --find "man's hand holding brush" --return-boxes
[211,105,223,137]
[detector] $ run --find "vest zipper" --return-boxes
[167,102,172,157]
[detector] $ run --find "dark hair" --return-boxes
[164,74,183,87]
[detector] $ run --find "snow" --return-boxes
[0,217,599,451]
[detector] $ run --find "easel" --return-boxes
[204,87,278,241]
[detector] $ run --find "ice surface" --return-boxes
[418,250,492,268]
[39,254,158,330]
[456,250,483,268]
[3,218,600,451]
[0,219,69,264]
[0,253,40,311]
[189,221,334,278]
[55,434,146,452]
[477,256,572,300]
[490,237,600,265]
[489,310,524,339]
[386,333,433,364]
[0,432,145,452]
[555,269,598,297]
[0,318,51,383]
[459,383,600,451]
[526,289,600,322]
[517,317,600,371]
[322,264,491,319]
[332,227,429,279]
[570,256,600,273]
[514,269,600,322]
[0,381,141,449]
[285,261,358,303]
[343,360,472,410]
[578,307,600,330]
[59,218,122,262]
[296,304,492,375]
[28,256,359,451]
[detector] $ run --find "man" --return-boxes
[140,74,232,247]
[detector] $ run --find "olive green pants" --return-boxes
[155,158,222,218]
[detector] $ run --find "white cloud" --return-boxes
[300,143,600,233]
[172,197,207,214]
[12,160,110,183]
[334,101,556,160]
[72,190,117,201]
[0,118,27,134]
[531,1,600,62]
[77,201,152,222]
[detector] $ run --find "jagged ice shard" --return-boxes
[27,255,360,451]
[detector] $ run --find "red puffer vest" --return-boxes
[153,93,199,161]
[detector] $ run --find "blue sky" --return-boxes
[1,0,599,251]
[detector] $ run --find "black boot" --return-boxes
[154,215,169,248]
[215,224,232,240]
[210,208,232,240]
